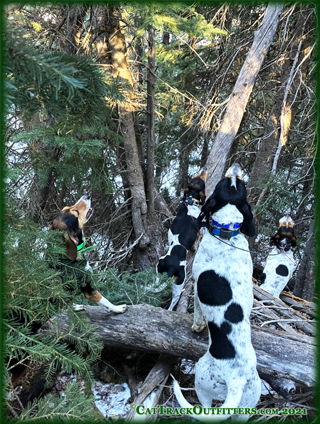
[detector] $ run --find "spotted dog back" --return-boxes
[173,163,261,421]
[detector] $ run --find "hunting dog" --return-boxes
[173,163,261,421]
[260,216,297,298]
[50,194,127,314]
[156,169,207,311]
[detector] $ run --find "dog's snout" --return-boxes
[82,194,90,200]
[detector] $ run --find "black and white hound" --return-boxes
[173,163,260,421]
[260,215,297,298]
[156,169,207,311]
[50,194,127,314]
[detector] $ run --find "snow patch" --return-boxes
[92,381,131,419]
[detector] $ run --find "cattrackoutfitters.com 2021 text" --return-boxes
[131,404,307,416]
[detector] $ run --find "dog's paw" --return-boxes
[112,304,128,314]
[192,321,206,333]
[73,303,86,311]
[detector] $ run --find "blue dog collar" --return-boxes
[212,220,241,230]
[211,226,239,239]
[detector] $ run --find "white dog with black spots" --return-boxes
[260,216,297,298]
[173,164,260,422]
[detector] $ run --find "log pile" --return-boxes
[45,269,316,420]
[64,299,314,390]
[48,257,316,419]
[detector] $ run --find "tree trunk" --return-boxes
[247,8,314,205]
[52,303,315,388]
[175,141,192,196]
[64,6,88,55]
[100,7,151,268]
[204,4,283,196]
[293,219,315,300]
[146,26,156,216]
[200,131,210,168]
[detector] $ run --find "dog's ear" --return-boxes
[157,258,166,273]
[239,203,255,237]
[200,194,217,224]
[175,266,186,285]
[270,233,278,246]
[64,234,79,261]
[199,191,206,204]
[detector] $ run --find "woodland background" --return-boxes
[3,2,316,421]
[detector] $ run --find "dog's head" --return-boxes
[49,194,93,261]
[184,168,207,205]
[270,215,296,251]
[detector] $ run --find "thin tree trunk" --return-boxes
[146,26,156,216]
[293,219,315,300]
[204,4,284,195]
[64,6,88,55]
[200,131,209,168]
[175,142,191,196]
[104,7,151,267]
[247,7,314,204]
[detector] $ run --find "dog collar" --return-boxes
[77,240,100,253]
[212,220,241,230]
[77,241,85,251]
[210,226,239,239]
[185,196,200,206]
[52,239,100,254]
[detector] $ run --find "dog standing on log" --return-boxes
[156,169,207,311]
[50,194,127,314]
[260,215,297,298]
[173,163,261,421]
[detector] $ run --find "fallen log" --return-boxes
[53,303,315,389]
[258,371,296,400]
[126,354,175,420]
[280,292,316,318]
[126,259,196,420]
[253,284,316,336]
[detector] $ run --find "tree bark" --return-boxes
[63,6,88,55]
[247,7,314,205]
[293,219,315,300]
[146,26,156,216]
[204,4,284,196]
[100,7,151,268]
[53,303,315,388]
[175,141,192,196]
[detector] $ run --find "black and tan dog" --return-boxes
[156,168,207,310]
[50,194,127,313]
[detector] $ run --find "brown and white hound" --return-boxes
[50,194,127,314]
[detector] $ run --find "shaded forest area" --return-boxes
[3,3,316,421]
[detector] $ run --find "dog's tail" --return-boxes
[173,379,246,422]
[225,162,242,190]
[196,166,207,183]
[279,215,294,228]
